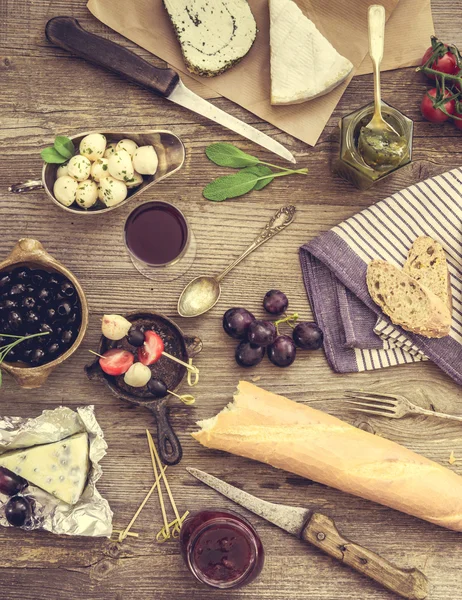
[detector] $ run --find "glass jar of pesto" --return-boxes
[334,101,413,190]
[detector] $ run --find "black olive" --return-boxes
[0,299,18,311]
[21,347,34,363]
[7,311,23,332]
[55,326,63,336]
[0,274,11,290]
[147,379,168,398]
[31,270,48,287]
[57,301,72,318]
[39,323,54,335]
[4,347,19,362]
[66,311,79,326]
[21,296,36,310]
[37,288,53,304]
[48,274,61,287]
[25,284,36,295]
[9,283,26,297]
[30,348,45,365]
[60,329,74,345]
[24,311,40,329]
[47,342,61,357]
[11,267,31,282]
[127,328,145,347]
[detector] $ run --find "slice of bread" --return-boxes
[367,260,452,338]
[403,236,452,313]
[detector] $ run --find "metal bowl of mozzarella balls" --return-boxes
[44,130,185,214]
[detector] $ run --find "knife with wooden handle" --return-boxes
[187,468,428,600]
[44,16,296,164]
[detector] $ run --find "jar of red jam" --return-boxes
[180,510,264,589]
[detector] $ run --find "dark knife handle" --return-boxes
[303,513,428,600]
[45,16,179,97]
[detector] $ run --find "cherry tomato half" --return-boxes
[421,45,459,80]
[421,88,455,123]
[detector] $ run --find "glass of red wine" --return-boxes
[124,201,196,282]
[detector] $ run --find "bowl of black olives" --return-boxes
[0,239,88,388]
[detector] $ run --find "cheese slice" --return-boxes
[269,0,353,105]
[163,0,257,76]
[0,432,89,505]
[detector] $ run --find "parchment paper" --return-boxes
[87,0,434,146]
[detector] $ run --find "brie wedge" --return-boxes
[0,432,89,505]
[163,0,257,77]
[269,0,353,105]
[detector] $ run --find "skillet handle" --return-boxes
[149,403,183,466]
[45,17,180,97]
[9,180,44,193]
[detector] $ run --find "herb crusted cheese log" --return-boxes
[163,0,257,77]
[193,381,462,531]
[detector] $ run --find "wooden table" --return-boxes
[1,1,462,598]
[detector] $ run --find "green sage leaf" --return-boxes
[205,143,260,168]
[41,147,69,164]
[54,136,75,160]
[203,171,260,201]
[242,165,274,190]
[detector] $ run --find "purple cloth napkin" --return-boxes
[300,167,462,385]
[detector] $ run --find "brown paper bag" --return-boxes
[87,0,434,146]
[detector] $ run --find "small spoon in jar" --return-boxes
[177,206,296,318]
[358,5,407,170]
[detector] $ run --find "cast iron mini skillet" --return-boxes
[85,312,202,465]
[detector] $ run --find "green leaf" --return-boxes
[205,143,260,168]
[203,171,261,201]
[41,147,69,164]
[242,165,274,190]
[54,136,75,159]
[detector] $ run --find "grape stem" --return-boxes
[274,313,299,336]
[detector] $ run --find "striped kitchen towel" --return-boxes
[299,167,462,385]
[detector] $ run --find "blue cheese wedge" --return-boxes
[0,432,89,505]
[269,0,353,105]
[163,0,257,77]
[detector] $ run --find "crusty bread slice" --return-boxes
[403,236,452,313]
[367,260,451,338]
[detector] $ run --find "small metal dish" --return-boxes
[9,130,185,215]
[0,239,89,388]
[85,311,202,465]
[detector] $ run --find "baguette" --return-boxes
[367,260,451,338]
[193,381,462,531]
[403,236,452,313]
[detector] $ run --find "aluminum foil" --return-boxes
[0,405,112,537]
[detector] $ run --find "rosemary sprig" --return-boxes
[0,331,50,386]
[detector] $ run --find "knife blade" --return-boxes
[187,468,428,600]
[45,17,296,164]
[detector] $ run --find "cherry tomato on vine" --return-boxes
[421,45,459,80]
[421,88,455,123]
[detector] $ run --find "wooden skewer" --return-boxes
[146,431,170,540]
[147,431,181,523]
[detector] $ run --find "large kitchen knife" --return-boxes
[45,17,295,164]
[187,467,428,600]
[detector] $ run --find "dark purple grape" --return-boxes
[248,320,277,347]
[127,328,145,347]
[293,322,323,350]
[60,329,74,345]
[21,296,36,310]
[57,301,72,318]
[267,335,296,367]
[60,281,76,298]
[7,310,23,332]
[38,287,53,304]
[30,348,45,365]
[223,308,255,340]
[147,379,168,398]
[235,341,265,367]
[11,267,31,283]
[0,274,11,290]
[0,299,17,311]
[5,496,32,527]
[0,467,28,497]
[9,283,26,297]
[31,270,48,287]
[263,290,289,315]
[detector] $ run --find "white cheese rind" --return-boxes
[269,0,353,105]
[163,0,257,76]
[0,432,89,505]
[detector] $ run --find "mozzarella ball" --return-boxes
[90,158,110,182]
[57,163,69,178]
[108,149,134,182]
[75,180,98,209]
[53,176,78,207]
[102,314,132,340]
[98,177,128,207]
[133,145,158,175]
[116,138,138,157]
[104,142,117,158]
[125,171,144,189]
[124,363,152,387]
[67,155,91,181]
[79,133,107,162]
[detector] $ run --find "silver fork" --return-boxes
[344,390,462,422]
